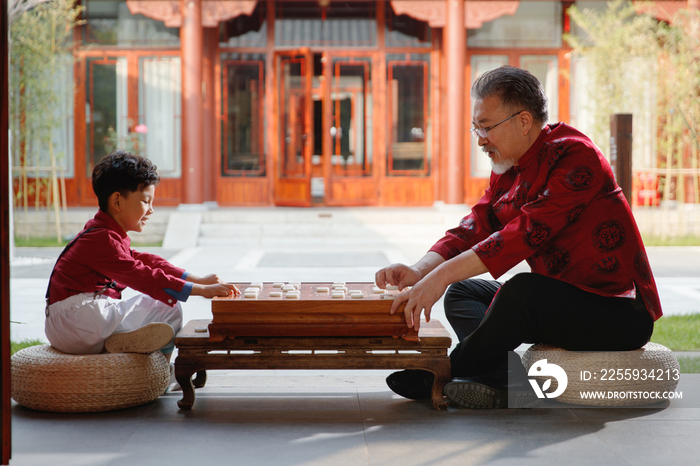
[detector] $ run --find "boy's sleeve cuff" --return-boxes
[165,282,193,302]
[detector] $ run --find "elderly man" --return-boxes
[375,65,661,409]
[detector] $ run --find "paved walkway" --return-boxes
[8,206,700,466]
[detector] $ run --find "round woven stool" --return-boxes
[522,342,680,407]
[12,345,169,413]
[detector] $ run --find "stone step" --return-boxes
[172,205,468,249]
[12,207,171,245]
[15,205,470,248]
[198,222,451,239]
[201,207,464,225]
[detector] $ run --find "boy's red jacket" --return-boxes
[48,209,187,306]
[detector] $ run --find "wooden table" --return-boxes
[174,318,452,410]
[209,282,419,342]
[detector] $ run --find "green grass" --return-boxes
[14,236,68,247]
[678,356,700,374]
[650,314,700,373]
[642,235,700,246]
[129,240,163,247]
[650,314,700,351]
[11,339,45,356]
[14,236,162,247]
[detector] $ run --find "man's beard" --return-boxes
[491,159,515,175]
[483,147,515,174]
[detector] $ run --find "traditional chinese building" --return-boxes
[53,0,693,207]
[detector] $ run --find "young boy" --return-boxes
[45,150,238,362]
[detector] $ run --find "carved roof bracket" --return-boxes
[126,0,258,28]
[390,0,520,29]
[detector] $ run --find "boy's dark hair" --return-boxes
[92,151,160,211]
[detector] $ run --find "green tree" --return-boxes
[9,0,83,241]
[566,1,700,207]
[565,0,659,156]
[655,10,700,204]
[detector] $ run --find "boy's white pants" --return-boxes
[45,293,183,355]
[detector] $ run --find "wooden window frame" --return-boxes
[331,58,371,177]
[386,59,430,177]
[220,59,266,177]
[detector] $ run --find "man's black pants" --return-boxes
[444,273,654,378]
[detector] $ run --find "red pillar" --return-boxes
[180,0,204,204]
[1,0,12,462]
[202,28,218,203]
[444,0,466,204]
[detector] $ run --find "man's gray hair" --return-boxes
[471,66,548,125]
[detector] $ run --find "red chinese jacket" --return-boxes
[47,209,189,306]
[430,123,662,321]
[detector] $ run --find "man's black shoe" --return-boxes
[444,372,540,409]
[386,369,435,400]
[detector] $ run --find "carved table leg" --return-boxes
[430,362,452,410]
[175,363,197,410]
[193,370,207,389]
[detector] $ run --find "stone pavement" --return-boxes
[8,205,700,466]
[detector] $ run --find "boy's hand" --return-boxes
[187,273,226,285]
[193,283,240,299]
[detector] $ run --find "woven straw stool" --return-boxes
[522,342,680,407]
[11,345,169,413]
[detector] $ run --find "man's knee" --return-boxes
[443,279,493,322]
[497,273,545,299]
[487,273,554,320]
[443,281,470,319]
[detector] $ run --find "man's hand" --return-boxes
[390,273,448,332]
[375,251,453,331]
[375,263,422,290]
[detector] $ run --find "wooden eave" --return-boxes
[126,0,258,27]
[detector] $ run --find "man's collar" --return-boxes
[514,125,552,173]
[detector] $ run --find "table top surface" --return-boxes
[216,282,402,302]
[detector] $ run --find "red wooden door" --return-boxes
[324,54,378,206]
[274,51,313,207]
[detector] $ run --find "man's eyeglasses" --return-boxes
[471,111,524,139]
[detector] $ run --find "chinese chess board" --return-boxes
[209,282,418,342]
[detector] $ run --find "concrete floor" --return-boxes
[10,371,700,466]
[9,205,700,466]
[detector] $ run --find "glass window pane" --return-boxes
[275,1,376,47]
[467,1,562,48]
[279,56,307,177]
[85,56,128,176]
[85,0,180,47]
[387,62,428,175]
[470,55,509,178]
[222,61,265,176]
[520,55,559,123]
[331,58,372,176]
[139,57,182,178]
